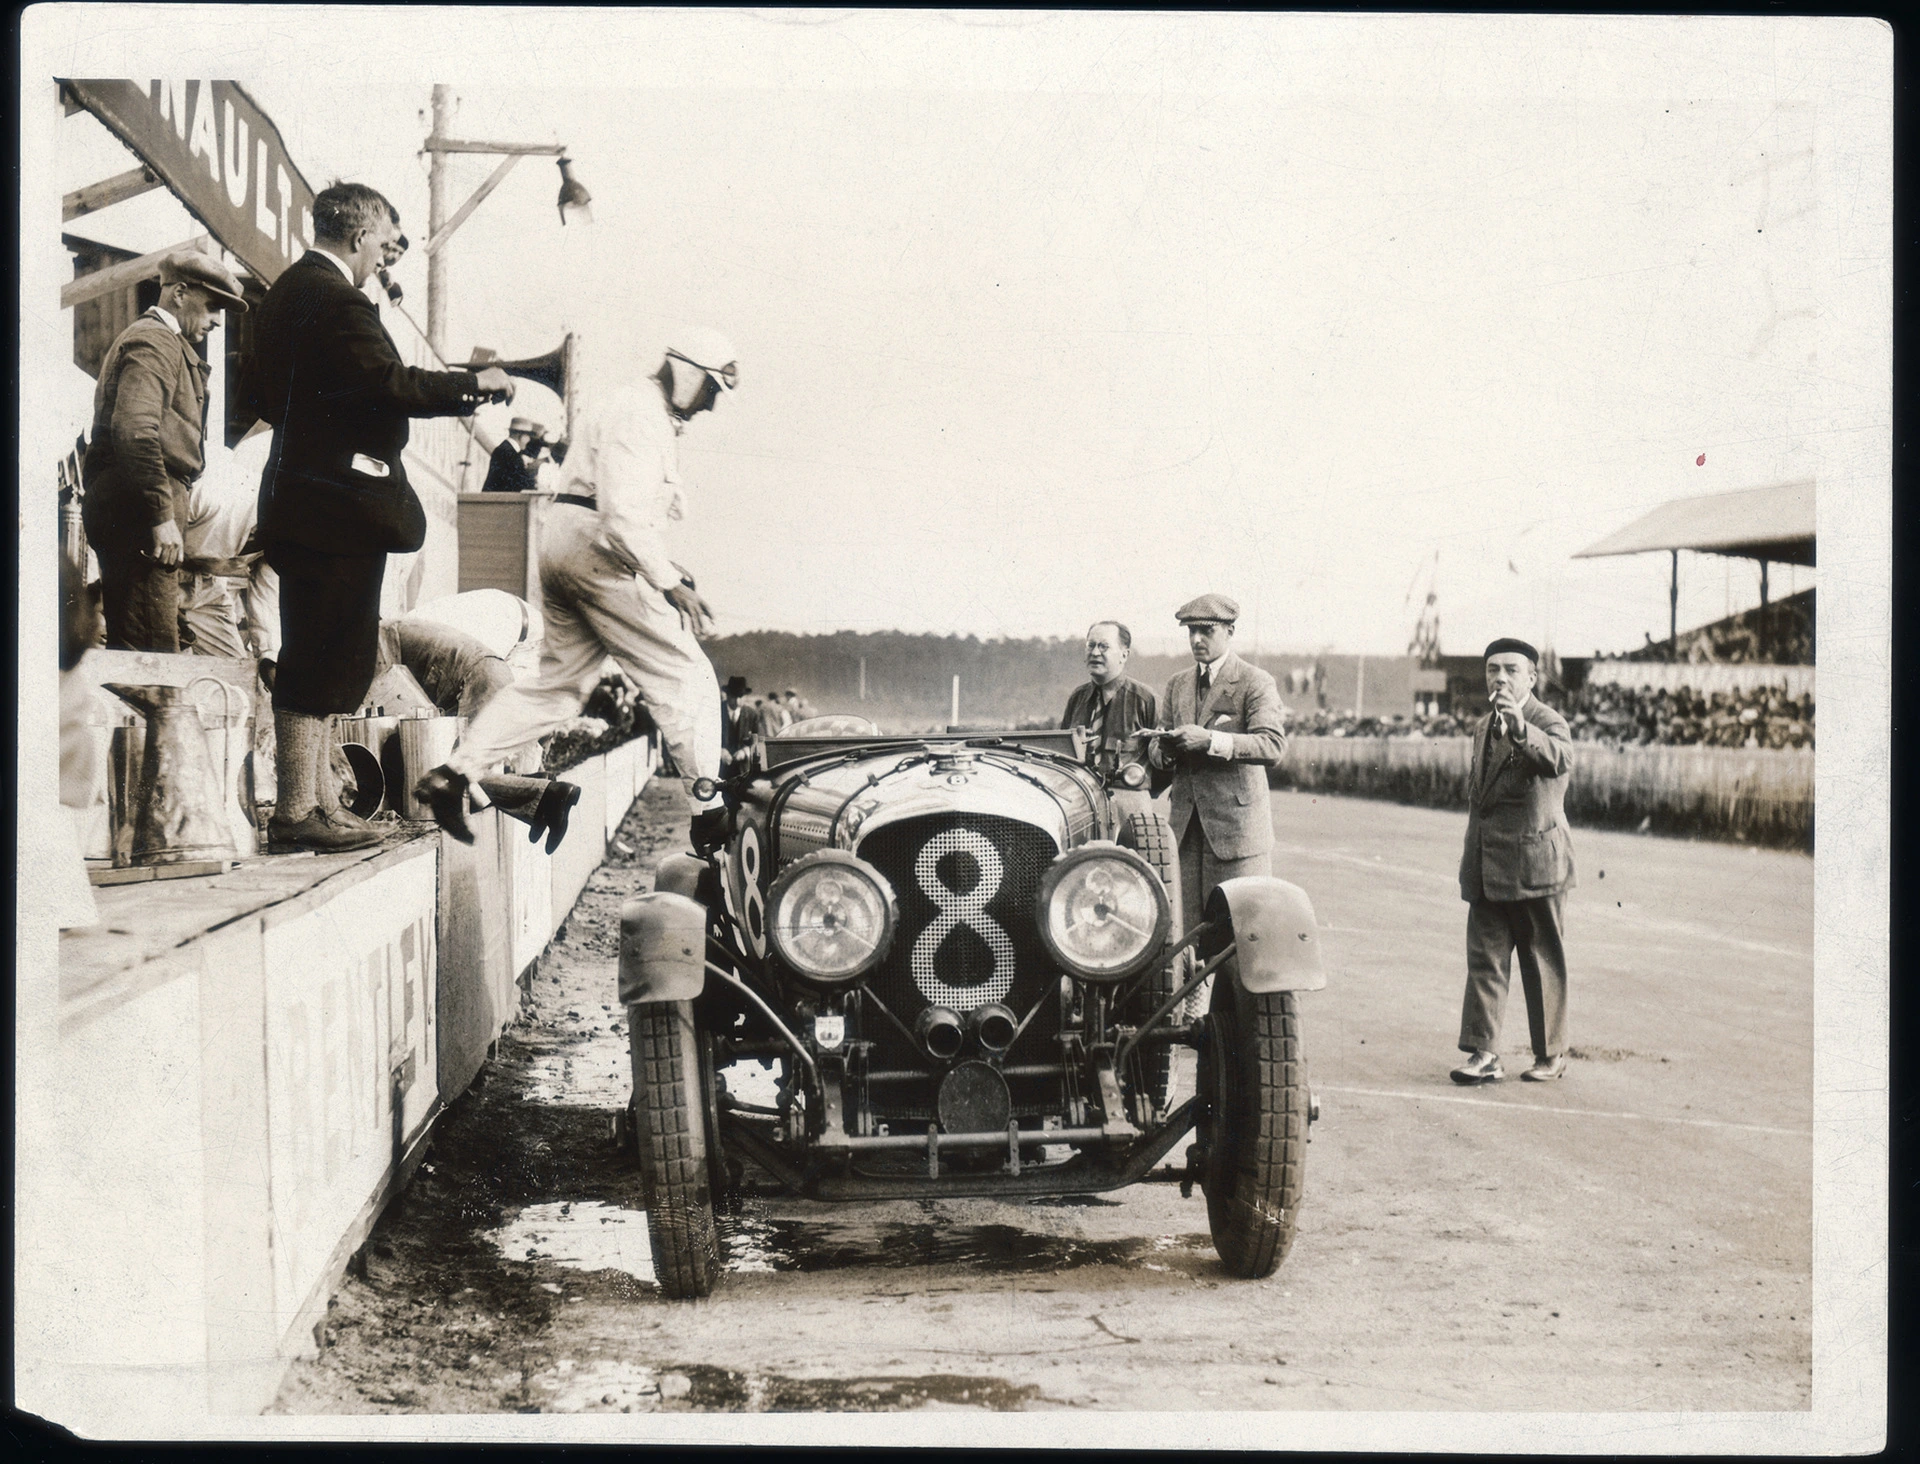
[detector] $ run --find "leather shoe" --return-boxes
[268,808,381,854]
[529,779,582,854]
[689,804,732,855]
[1522,1053,1569,1082]
[1449,1050,1504,1085]
[415,765,475,844]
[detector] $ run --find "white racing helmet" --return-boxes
[664,325,738,393]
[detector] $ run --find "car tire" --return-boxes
[1118,809,1179,1115]
[630,1000,720,1298]
[1198,975,1307,1279]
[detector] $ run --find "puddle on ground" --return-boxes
[520,1050,632,1107]
[491,1198,1209,1287]
[492,1201,656,1283]
[523,1358,1039,1413]
[528,1357,666,1413]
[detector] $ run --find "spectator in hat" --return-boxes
[1148,593,1288,1010]
[1451,637,1576,1086]
[482,417,546,493]
[721,674,762,769]
[81,249,249,651]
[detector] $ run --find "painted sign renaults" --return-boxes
[63,79,317,285]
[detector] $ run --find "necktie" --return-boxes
[1197,664,1210,699]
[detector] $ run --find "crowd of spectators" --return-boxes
[1558,681,1813,750]
[1280,683,1813,751]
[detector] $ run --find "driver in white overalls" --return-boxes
[416,329,737,853]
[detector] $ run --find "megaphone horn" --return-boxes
[463,335,572,398]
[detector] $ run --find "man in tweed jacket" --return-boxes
[1148,593,1289,944]
[1451,637,1576,1085]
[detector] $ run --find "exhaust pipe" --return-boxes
[915,1005,964,1063]
[971,1002,1018,1056]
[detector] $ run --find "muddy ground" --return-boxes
[273,781,1812,1417]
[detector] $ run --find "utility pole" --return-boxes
[426,84,453,359]
[859,656,867,702]
[951,675,960,728]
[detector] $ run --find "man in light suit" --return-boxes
[1148,594,1289,988]
[1452,637,1577,1085]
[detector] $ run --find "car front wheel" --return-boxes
[630,1000,720,1298]
[1198,976,1308,1278]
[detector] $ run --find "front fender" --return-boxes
[617,892,707,1005]
[1203,876,1327,993]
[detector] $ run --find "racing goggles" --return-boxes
[666,348,738,392]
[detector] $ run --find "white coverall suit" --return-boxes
[446,382,722,806]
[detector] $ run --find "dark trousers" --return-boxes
[268,541,387,716]
[93,539,182,652]
[1459,893,1568,1061]
[84,483,186,653]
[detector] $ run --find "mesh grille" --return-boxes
[860,814,1055,1014]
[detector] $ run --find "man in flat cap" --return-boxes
[1451,637,1576,1085]
[81,250,249,651]
[482,417,545,493]
[1149,594,1289,1008]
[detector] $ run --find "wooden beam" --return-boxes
[61,235,210,311]
[63,166,162,222]
[424,153,524,257]
[421,137,565,156]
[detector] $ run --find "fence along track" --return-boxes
[1272,737,1812,849]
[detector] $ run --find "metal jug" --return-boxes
[101,683,241,865]
[188,677,258,855]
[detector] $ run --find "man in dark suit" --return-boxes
[721,674,762,769]
[243,181,512,852]
[1148,594,1289,1011]
[82,251,249,650]
[1451,637,1577,1084]
[482,418,544,492]
[1059,620,1158,793]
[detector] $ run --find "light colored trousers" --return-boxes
[1177,820,1270,1015]
[1458,894,1568,1061]
[448,508,721,799]
[179,568,279,659]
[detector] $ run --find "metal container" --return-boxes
[336,714,401,815]
[189,677,258,856]
[101,682,239,865]
[107,722,143,868]
[393,715,464,820]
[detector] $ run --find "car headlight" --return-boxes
[766,851,897,984]
[1036,843,1170,981]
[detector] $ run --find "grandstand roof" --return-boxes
[1573,480,1815,566]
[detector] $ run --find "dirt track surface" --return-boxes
[272,783,1811,1415]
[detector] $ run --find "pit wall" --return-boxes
[22,736,655,1436]
[1273,735,1813,850]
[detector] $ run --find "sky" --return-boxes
[35,9,1888,657]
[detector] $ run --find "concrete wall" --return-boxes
[23,736,657,1435]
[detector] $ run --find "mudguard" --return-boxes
[1203,876,1328,993]
[652,852,706,901]
[617,892,707,1005]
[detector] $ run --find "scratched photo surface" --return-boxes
[15,7,1889,1450]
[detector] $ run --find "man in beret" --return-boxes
[1451,637,1576,1084]
[81,250,249,651]
[1149,594,1289,1009]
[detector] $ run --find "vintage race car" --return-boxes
[615,717,1325,1297]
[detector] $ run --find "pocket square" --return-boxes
[350,453,391,478]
